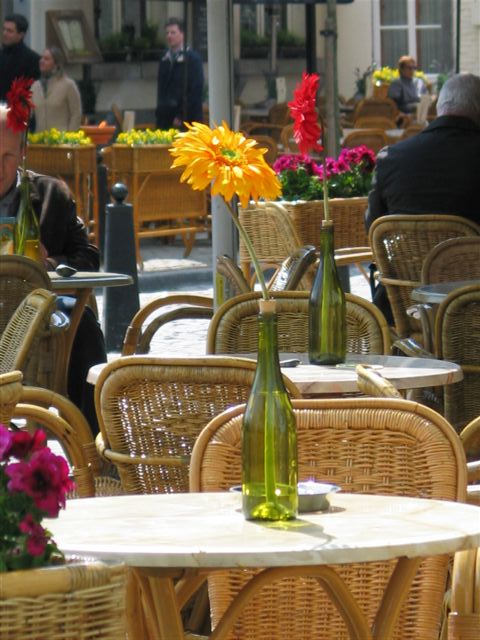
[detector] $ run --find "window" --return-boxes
[373,0,454,74]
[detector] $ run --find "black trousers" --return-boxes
[58,297,107,437]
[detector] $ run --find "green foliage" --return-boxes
[277,29,305,48]
[99,31,130,53]
[240,29,269,48]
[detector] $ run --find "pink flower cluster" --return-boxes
[0,424,74,568]
[273,145,376,179]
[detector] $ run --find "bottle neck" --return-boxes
[319,222,335,258]
[255,300,285,390]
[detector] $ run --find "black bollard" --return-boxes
[103,183,140,352]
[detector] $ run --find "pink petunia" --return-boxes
[8,429,47,461]
[0,424,13,461]
[6,448,74,517]
[19,514,49,556]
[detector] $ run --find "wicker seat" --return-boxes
[189,397,466,640]
[355,363,402,398]
[94,356,301,494]
[0,256,67,391]
[369,215,480,343]
[122,293,214,356]
[0,562,126,639]
[342,128,389,154]
[207,291,392,356]
[434,283,480,429]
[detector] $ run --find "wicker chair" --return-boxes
[251,134,278,165]
[239,200,372,286]
[353,116,397,130]
[421,236,480,284]
[369,215,480,343]
[241,121,284,143]
[0,288,58,377]
[434,283,480,429]
[352,96,399,122]
[122,293,214,356]
[189,397,466,640]
[459,415,480,506]
[0,562,126,639]
[448,547,480,640]
[342,128,389,154]
[0,255,67,391]
[355,363,402,398]
[207,291,392,356]
[280,123,299,153]
[94,355,301,495]
[216,255,251,296]
[0,371,122,498]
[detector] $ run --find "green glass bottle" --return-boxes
[15,171,41,262]
[309,220,346,365]
[242,298,298,521]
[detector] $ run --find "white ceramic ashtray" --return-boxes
[230,481,340,513]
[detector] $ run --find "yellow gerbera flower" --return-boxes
[169,120,281,208]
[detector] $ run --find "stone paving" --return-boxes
[96,233,372,358]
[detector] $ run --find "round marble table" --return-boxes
[87,353,462,397]
[47,492,480,640]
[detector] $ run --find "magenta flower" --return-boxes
[8,429,47,461]
[19,514,48,556]
[0,425,13,461]
[6,448,74,517]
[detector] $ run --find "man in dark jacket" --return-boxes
[0,104,105,435]
[366,73,480,229]
[155,17,204,129]
[365,73,480,321]
[0,14,40,101]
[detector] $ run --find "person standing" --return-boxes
[31,47,82,132]
[0,13,40,101]
[155,17,204,130]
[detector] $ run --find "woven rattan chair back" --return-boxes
[421,236,480,284]
[251,134,278,164]
[342,128,388,154]
[448,547,480,640]
[0,256,65,391]
[268,245,317,292]
[268,101,290,126]
[207,291,392,356]
[0,562,126,638]
[189,398,466,640]
[280,123,299,153]
[0,288,57,376]
[0,370,23,423]
[94,356,301,495]
[352,97,398,122]
[369,215,480,341]
[434,283,480,429]
[355,363,402,397]
[122,293,214,356]
[353,116,397,129]
[216,255,251,296]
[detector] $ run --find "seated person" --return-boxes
[366,73,480,322]
[0,102,105,435]
[388,55,428,125]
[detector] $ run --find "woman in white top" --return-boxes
[31,46,82,132]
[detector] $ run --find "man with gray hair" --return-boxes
[366,72,480,229]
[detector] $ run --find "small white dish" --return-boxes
[230,481,340,513]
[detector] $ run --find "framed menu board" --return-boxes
[46,10,102,64]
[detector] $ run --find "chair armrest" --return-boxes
[393,337,434,358]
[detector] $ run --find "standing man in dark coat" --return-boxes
[0,14,40,101]
[155,17,204,130]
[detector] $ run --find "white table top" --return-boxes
[49,271,133,290]
[411,280,480,304]
[87,353,462,394]
[47,493,480,569]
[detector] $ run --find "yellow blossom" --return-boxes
[169,120,281,208]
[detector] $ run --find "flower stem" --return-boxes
[224,200,269,300]
[322,157,330,222]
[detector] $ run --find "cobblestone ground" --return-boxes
[96,270,371,358]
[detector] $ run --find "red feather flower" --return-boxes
[288,72,323,155]
[6,76,34,133]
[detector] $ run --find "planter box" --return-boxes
[26,144,99,244]
[103,144,209,265]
